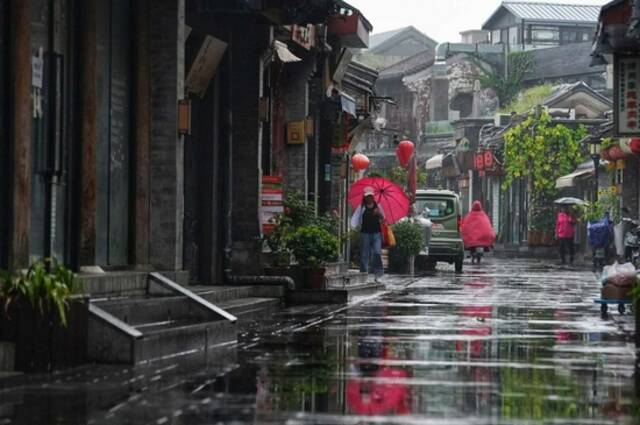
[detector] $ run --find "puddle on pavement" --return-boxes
[0,259,638,424]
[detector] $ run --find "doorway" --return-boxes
[95,0,133,267]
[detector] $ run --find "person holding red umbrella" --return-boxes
[351,187,386,282]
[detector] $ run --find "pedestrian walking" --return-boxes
[555,206,576,264]
[461,201,496,264]
[351,187,385,282]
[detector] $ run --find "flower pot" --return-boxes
[528,230,540,246]
[304,268,326,290]
[0,297,89,373]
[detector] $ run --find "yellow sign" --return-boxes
[287,121,305,145]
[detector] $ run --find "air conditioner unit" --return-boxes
[494,114,511,127]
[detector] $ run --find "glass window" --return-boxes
[531,26,559,43]
[509,26,519,45]
[492,29,501,45]
[417,199,455,218]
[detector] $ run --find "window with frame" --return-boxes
[509,26,519,45]
[529,25,560,44]
[492,29,501,44]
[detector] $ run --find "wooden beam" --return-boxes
[79,0,97,265]
[134,0,151,266]
[9,0,31,270]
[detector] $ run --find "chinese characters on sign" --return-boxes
[615,56,640,136]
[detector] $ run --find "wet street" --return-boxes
[1,258,638,424]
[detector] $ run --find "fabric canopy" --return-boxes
[555,168,593,189]
[273,40,301,63]
[425,154,444,170]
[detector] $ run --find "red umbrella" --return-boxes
[348,177,410,224]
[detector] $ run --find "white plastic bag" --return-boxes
[601,261,637,287]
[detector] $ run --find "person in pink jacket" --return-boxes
[555,206,576,264]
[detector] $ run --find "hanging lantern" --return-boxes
[475,153,485,171]
[609,145,627,161]
[351,153,370,171]
[396,140,414,167]
[631,138,640,154]
[483,150,494,169]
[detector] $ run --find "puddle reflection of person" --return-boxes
[347,340,411,415]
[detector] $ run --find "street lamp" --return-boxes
[590,139,602,203]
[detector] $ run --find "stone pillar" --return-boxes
[430,62,449,122]
[134,0,151,267]
[149,0,185,271]
[79,0,97,266]
[9,0,31,269]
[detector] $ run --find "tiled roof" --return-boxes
[369,27,409,49]
[502,1,600,23]
[368,26,437,54]
[525,42,605,81]
[378,50,435,81]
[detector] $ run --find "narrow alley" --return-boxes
[1,258,636,424]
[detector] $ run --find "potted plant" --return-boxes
[0,258,87,372]
[287,225,339,290]
[389,221,424,274]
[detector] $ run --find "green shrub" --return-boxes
[287,225,340,268]
[389,221,424,271]
[0,258,80,327]
[264,192,339,265]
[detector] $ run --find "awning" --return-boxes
[425,154,444,170]
[555,168,593,189]
[273,40,301,63]
[555,159,608,189]
[340,91,357,117]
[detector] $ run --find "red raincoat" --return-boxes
[462,201,496,249]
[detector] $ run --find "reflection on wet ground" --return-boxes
[1,259,638,424]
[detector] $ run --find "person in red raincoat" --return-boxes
[462,201,496,263]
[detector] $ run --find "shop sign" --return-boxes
[186,35,228,99]
[287,121,305,145]
[614,55,640,136]
[261,176,284,235]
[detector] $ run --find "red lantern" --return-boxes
[351,153,370,171]
[609,145,627,161]
[396,140,414,167]
[475,153,485,171]
[483,150,494,169]
[631,138,640,155]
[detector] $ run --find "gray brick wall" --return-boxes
[282,59,315,195]
[149,0,185,270]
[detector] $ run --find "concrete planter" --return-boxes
[0,342,15,371]
[0,297,89,373]
[303,268,326,290]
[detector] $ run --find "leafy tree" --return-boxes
[502,111,587,231]
[475,52,535,107]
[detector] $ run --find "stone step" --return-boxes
[79,271,189,298]
[218,297,282,321]
[88,279,286,365]
[131,320,237,364]
[325,271,368,288]
[190,285,285,303]
[324,262,350,276]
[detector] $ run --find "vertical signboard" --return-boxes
[261,176,284,234]
[615,55,640,136]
